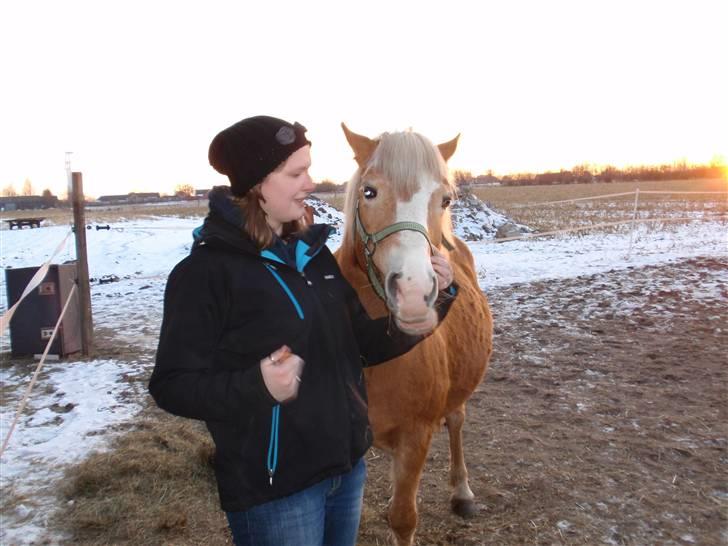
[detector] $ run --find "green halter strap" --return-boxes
[356,201,448,301]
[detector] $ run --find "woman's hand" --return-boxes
[260,345,304,403]
[431,247,453,290]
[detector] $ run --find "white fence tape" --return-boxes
[489,188,727,245]
[638,190,728,195]
[486,216,722,244]
[508,189,727,208]
[510,191,635,207]
[0,283,78,457]
[0,230,73,333]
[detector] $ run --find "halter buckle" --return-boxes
[363,237,377,257]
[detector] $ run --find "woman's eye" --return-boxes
[363,186,378,199]
[442,196,452,208]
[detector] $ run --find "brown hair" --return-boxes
[233,184,308,250]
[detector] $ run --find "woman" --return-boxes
[149,115,456,546]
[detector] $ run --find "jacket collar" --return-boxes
[192,186,333,259]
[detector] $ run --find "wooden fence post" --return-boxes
[72,172,94,356]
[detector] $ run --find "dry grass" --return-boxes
[317,179,727,234]
[0,201,208,228]
[471,178,727,232]
[54,407,231,546]
[314,192,346,211]
[4,179,724,235]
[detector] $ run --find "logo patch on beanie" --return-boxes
[275,126,296,145]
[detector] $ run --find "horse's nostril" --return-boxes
[386,272,402,299]
[425,275,438,306]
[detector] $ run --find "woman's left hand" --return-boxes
[431,247,453,290]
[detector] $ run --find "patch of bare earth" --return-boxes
[359,256,727,545]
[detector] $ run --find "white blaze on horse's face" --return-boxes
[363,177,440,336]
[389,177,439,317]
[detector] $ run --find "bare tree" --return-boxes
[452,170,473,187]
[314,180,339,193]
[174,183,195,198]
[22,178,34,196]
[2,183,17,197]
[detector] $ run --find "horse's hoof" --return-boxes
[451,497,478,519]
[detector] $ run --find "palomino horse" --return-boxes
[335,124,493,545]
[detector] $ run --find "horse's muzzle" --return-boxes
[385,271,439,334]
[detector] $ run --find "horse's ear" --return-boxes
[437,134,460,162]
[341,123,378,168]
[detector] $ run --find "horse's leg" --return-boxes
[388,426,433,546]
[445,405,477,518]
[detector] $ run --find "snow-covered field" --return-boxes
[0,200,725,544]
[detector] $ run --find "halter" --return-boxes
[355,200,434,302]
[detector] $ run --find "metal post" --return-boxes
[72,172,93,356]
[626,188,640,259]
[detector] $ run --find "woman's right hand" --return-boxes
[260,345,304,403]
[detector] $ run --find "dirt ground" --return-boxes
[42,255,727,546]
[358,256,727,546]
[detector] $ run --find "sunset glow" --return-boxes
[1,0,726,198]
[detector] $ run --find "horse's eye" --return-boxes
[442,196,452,208]
[363,186,378,199]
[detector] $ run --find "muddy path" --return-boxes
[359,256,728,545]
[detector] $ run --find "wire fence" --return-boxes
[487,189,727,256]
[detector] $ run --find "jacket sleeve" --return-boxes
[149,256,277,423]
[342,277,459,367]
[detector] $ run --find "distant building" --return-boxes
[127,192,161,203]
[0,195,59,211]
[195,188,211,199]
[96,194,130,204]
[96,192,162,204]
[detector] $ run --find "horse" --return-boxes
[335,124,494,546]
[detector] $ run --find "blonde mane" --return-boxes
[342,130,457,249]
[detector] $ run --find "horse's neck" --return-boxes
[335,237,358,269]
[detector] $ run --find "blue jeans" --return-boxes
[226,458,367,546]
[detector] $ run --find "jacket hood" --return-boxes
[192,185,332,258]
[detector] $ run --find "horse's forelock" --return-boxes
[369,132,450,199]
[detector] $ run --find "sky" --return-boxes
[1,0,726,198]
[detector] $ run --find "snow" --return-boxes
[477,221,727,290]
[0,196,725,544]
[451,191,531,241]
[1,360,147,542]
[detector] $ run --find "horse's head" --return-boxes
[341,123,459,336]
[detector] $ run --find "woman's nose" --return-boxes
[302,173,315,192]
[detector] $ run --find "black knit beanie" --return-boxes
[208,116,311,197]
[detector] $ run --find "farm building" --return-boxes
[0,195,59,211]
[96,192,162,204]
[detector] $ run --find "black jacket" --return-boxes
[149,188,456,511]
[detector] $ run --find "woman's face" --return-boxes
[260,145,314,234]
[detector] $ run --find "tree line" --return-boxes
[309,159,725,192]
[452,159,725,187]
[5,159,724,199]
[1,178,56,198]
